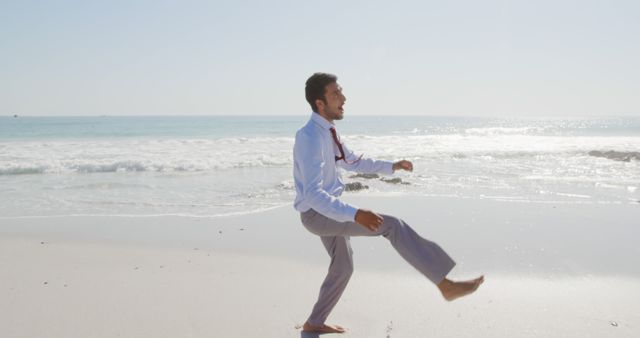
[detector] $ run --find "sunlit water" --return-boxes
[1,115,638,217]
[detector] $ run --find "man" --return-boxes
[294,73,484,334]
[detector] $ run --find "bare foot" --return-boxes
[302,321,346,334]
[438,276,484,301]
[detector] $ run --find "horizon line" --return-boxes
[3,113,639,119]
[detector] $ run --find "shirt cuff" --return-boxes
[382,161,394,175]
[345,204,359,222]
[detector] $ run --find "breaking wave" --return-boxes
[588,150,640,162]
[2,135,639,176]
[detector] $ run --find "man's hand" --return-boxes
[355,209,383,232]
[393,160,413,172]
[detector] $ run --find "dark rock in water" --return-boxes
[345,182,369,192]
[588,150,640,162]
[381,177,403,184]
[349,173,380,179]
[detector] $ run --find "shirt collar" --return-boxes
[310,112,334,130]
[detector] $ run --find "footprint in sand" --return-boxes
[386,320,393,337]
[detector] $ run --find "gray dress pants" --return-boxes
[300,208,456,326]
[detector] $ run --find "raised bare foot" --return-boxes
[302,321,346,334]
[438,276,484,301]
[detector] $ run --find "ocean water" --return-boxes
[1,115,639,218]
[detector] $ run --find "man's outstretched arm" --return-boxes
[338,141,413,175]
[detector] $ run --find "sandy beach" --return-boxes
[4,0,640,336]
[1,195,639,337]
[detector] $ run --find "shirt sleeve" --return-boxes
[337,139,394,175]
[294,130,359,222]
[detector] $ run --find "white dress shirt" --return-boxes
[293,113,394,222]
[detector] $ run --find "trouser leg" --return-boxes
[306,235,354,326]
[301,209,455,285]
[377,215,455,284]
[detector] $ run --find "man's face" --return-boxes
[318,82,346,121]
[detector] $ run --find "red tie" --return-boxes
[330,127,362,164]
[330,127,346,162]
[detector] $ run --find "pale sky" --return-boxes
[1,0,639,117]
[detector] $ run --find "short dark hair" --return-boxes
[305,72,337,112]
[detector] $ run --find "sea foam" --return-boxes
[2,116,639,217]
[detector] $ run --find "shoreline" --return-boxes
[2,195,638,276]
[1,191,638,220]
